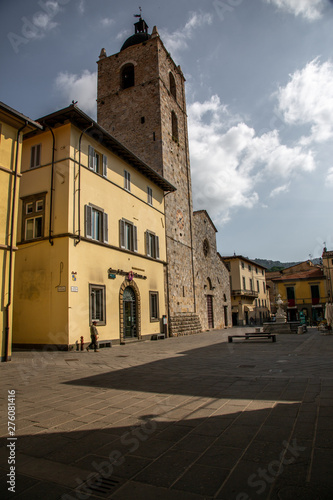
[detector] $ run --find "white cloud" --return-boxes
[269,183,290,197]
[101,18,115,27]
[277,58,333,144]
[54,70,97,118]
[160,12,213,58]
[188,95,315,224]
[264,0,325,20]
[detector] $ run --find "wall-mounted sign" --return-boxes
[107,268,147,280]
[71,286,79,292]
[57,286,66,292]
[108,274,116,279]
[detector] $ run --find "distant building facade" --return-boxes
[222,255,270,326]
[322,248,333,304]
[268,260,328,324]
[0,102,42,361]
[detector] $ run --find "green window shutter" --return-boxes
[88,145,95,170]
[119,219,125,248]
[103,154,107,177]
[146,231,150,256]
[156,235,160,259]
[85,205,92,238]
[133,225,138,252]
[103,212,108,243]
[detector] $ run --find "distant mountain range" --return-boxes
[253,258,322,270]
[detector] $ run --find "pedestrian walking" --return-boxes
[86,321,99,352]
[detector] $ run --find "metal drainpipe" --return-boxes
[43,124,55,246]
[76,124,93,245]
[3,122,27,362]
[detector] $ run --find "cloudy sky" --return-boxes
[1,0,333,262]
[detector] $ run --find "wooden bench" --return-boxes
[151,333,165,341]
[228,333,276,343]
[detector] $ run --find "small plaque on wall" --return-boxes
[71,286,78,292]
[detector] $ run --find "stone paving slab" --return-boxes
[0,327,332,499]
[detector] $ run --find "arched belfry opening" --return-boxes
[121,63,135,89]
[169,72,177,101]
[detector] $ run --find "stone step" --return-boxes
[169,313,202,336]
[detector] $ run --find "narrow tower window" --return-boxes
[121,64,135,89]
[171,111,178,143]
[169,72,176,100]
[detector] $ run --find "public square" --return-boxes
[1,327,332,499]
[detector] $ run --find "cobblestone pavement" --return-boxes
[1,327,333,499]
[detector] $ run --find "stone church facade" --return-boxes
[97,17,231,334]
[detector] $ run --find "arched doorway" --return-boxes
[123,286,137,338]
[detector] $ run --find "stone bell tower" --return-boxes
[97,17,201,335]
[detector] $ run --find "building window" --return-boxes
[124,170,131,191]
[248,264,252,271]
[242,277,246,290]
[22,193,46,241]
[257,280,260,292]
[263,282,266,293]
[147,186,153,205]
[30,144,41,168]
[149,291,159,321]
[250,278,253,291]
[85,204,108,243]
[256,268,258,274]
[311,285,320,305]
[241,262,245,269]
[89,284,106,325]
[121,63,135,89]
[146,231,159,259]
[169,72,176,100]
[286,286,296,307]
[203,239,210,257]
[120,219,138,251]
[171,111,178,142]
[88,145,107,177]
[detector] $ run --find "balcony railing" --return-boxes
[232,289,259,298]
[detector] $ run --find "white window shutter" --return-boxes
[88,145,95,170]
[133,225,138,252]
[119,219,125,248]
[103,212,108,243]
[85,205,92,238]
[103,155,107,177]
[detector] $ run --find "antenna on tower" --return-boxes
[134,6,142,19]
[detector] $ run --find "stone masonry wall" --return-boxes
[193,211,232,330]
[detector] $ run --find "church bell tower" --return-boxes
[97,17,201,334]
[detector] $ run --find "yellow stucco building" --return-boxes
[0,102,42,361]
[221,255,270,326]
[12,104,175,349]
[269,262,327,324]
